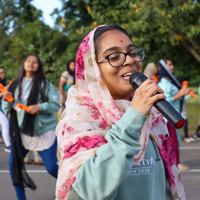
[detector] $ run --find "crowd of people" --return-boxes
[0,24,199,200]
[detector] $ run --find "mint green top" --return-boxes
[158,78,180,113]
[2,78,60,136]
[72,107,172,200]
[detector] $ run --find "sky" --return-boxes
[31,0,62,27]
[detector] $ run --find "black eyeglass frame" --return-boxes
[97,47,145,67]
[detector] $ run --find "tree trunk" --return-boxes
[181,41,200,63]
[185,37,200,53]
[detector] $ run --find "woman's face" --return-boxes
[166,60,174,73]
[24,55,39,75]
[96,30,142,100]
[69,61,75,72]
[0,68,5,80]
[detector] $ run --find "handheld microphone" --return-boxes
[129,72,185,129]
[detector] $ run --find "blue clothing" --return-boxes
[0,79,7,86]
[158,78,181,113]
[9,139,58,200]
[64,83,70,91]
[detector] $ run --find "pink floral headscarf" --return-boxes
[55,26,185,200]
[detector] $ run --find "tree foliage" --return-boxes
[54,0,200,85]
[0,0,200,87]
[0,0,71,87]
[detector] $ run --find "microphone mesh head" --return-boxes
[129,72,148,89]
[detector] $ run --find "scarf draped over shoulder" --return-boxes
[55,26,186,200]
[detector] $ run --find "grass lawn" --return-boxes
[180,87,200,136]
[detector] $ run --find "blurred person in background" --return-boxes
[177,76,195,143]
[0,66,11,152]
[143,62,159,82]
[193,81,200,140]
[2,54,60,200]
[158,58,191,170]
[59,60,75,115]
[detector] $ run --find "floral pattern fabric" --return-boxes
[55,26,186,200]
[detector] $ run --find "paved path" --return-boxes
[0,143,56,200]
[0,140,199,200]
[178,141,200,200]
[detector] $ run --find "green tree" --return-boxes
[52,0,94,64]
[0,0,71,87]
[55,0,200,85]
[0,0,19,64]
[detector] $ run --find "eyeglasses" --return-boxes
[0,71,5,75]
[97,47,145,67]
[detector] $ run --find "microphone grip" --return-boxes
[129,72,185,129]
[154,99,185,129]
